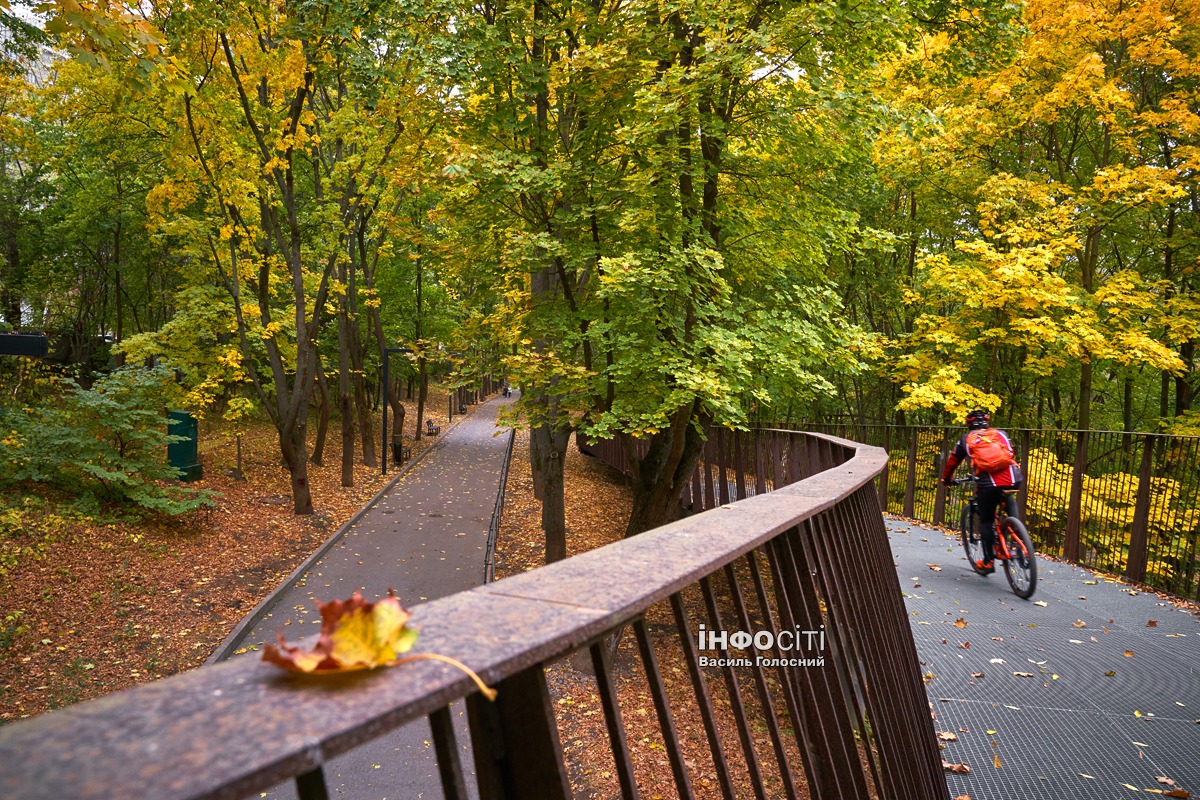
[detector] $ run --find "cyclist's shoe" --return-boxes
[975,559,995,575]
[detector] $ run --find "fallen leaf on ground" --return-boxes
[942,760,971,774]
[1125,650,1135,658]
[1164,790,1191,799]
[1073,620,1087,628]
[937,731,959,741]
[928,564,943,571]
[993,754,1002,768]
[971,672,985,678]
[1148,620,1158,627]
[954,618,967,628]
[1033,601,1048,607]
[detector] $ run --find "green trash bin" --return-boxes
[167,411,203,482]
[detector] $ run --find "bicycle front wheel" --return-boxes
[961,504,988,575]
[1001,517,1038,599]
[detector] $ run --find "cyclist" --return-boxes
[941,409,1023,574]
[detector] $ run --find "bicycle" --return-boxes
[951,475,1038,599]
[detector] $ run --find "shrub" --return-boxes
[0,367,215,514]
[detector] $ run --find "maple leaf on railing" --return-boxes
[263,591,496,699]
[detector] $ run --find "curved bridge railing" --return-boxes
[0,429,947,800]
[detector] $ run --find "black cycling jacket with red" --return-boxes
[942,429,1024,488]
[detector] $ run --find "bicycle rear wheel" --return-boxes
[960,504,988,575]
[1001,517,1037,599]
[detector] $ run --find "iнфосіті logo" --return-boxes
[696,624,826,668]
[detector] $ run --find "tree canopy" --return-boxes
[1,0,1197,538]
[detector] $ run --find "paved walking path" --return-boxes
[223,395,514,800]
[890,517,1200,800]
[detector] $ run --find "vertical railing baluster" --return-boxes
[735,430,748,500]
[430,706,470,800]
[716,428,730,505]
[705,446,718,510]
[632,618,695,799]
[774,528,869,799]
[295,767,330,800]
[590,640,640,799]
[903,428,918,518]
[722,563,799,800]
[468,667,571,800]
[755,431,768,497]
[932,431,951,526]
[846,487,948,797]
[804,509,899,799]
[698,576,768,800]
[772,434,786,490]
[745,549,805,760]
[878,425,892,512]
[670,592,737,800]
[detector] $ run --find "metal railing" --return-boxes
[0,428,947,800]
[805,422,1200,599]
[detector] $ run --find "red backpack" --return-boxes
[966,428,1015,473]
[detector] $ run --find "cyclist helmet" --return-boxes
[965,409,991,430]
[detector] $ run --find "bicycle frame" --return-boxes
[963,486,1020,559]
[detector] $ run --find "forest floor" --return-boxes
[0,390,454,723]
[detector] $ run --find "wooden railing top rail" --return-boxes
[0,431,886,800]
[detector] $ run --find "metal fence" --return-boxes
[804,423,1200,600]
[0,429,947,800]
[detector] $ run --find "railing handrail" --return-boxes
[801,420,1200,441]
[0,430,901,800]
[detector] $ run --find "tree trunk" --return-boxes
[414,240,426,440]
[338,263,355,488]
[625,403,708,537]
[1176,341,1194,416]
[388,377,405,455]
[532,423,570,564]
[351,225,377,467]
[311,356,329,465]
[416,357,428,440]
[280,421,315,515]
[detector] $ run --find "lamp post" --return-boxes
[381,347,412,475]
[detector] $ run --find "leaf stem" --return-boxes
[394,653,498,701]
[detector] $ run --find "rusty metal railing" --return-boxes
[0,429,947,800]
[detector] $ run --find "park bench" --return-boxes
[426,419,441,436]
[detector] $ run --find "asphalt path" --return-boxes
[890,517,1200,799]
[222,395,514,800]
